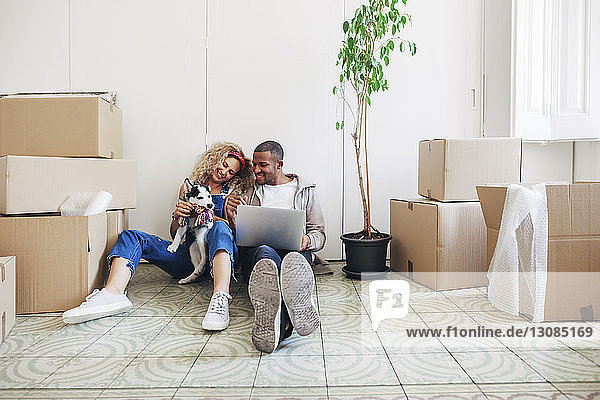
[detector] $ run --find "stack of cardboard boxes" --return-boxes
[0,94,136,330]
[389,138,522,291]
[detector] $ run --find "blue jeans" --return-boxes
[108,221,237,279]
[239,245,312,342]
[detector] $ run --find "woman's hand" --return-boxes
[173,200,195,220]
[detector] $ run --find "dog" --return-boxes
[167,178,215,284]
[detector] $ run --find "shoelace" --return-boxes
[206,292,232,317]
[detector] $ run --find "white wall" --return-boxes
[0,0,521,260]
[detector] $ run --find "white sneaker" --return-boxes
[248,258,282,353]
[62,288,132,324]
[202,291,232,331]
[281,252,320,336]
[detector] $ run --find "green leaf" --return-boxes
[336,121,340,130]
[333,86,337,95]
[339,74,344,83]
[399,42,403,51]
[343,21,349,33]
[384,56,389,65]
[366,96,371,105]
[341,120,344,129]
[392,24,396,35]
[388,40,395,50]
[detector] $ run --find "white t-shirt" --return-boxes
[261,178,297,209]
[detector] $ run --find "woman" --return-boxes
[62,142,253,331]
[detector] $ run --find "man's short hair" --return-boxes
[255,140,284,161]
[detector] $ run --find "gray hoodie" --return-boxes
[246,174,326,253]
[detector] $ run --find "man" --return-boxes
[225,140,325,353]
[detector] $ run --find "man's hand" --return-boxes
[300,234,311,251]
[224,195,247,225]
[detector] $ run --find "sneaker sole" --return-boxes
[62,302,132,324]
[202,317,230,331]
[248,259,281,353]
[281,252,319,336]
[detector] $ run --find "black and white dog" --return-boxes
[167,178,215,284]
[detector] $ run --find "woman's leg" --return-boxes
[203,221,236,331]
[104,257,132,295]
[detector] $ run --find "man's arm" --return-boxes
[303,187,326,252]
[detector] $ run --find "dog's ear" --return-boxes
[184,177,193,193]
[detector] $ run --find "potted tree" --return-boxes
[334,0,416,279]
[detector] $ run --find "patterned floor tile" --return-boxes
[518,350,600,382]
[410,293,462,313]
[0,357,70,389]
[322,331,385,355]
[576,349,600,366]
[175,386,251,398]
[200,331,260,357]
[401,383,482,394]
[110,357,195,388]
[20,334,102,357]
[0,389,31,399]
[12,316,65,334]
[445,294,498,312]
[78,332,158,358]
[453,351,545,384]
[439,336,508,353]
[466,311,530,326]
[58,316,124,336]
[389,352,472,384]
[406,393,485,400]
[418,311,478,328]
[0,333,51,358]
[140,334,210,357]
[107,316,171,335]
[154,316,209,336]
[553,382,600,399]
[377,332,447,354]
[478,383,569,399]
[254,355,325,387]
[129,299,189,317]
[99,387,177,398]
[328,385,407,399]
[274,331,323,356]
[320,313,373,333]
[375,313,427,333]
[318,298,366,315]
[39,357,132,389]
[251,386,327,398]
[182,356,259,387]
[22,388,102,399]
[325,354,399,386]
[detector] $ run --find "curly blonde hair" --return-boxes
[189,142,253,195]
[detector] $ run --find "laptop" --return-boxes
[235,205,306,250]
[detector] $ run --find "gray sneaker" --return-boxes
[248,258,281,353]
[280,252,320,336]
[202,291,232,331]
[62,288,132,324]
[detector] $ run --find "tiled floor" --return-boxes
[1,262,599,399]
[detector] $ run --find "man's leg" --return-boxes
[280,251,320,336]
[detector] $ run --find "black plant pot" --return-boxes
[340,233,392,280]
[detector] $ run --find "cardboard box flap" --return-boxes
[476,185,507,230]
[418,140,445,200]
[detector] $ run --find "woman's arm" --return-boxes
[170,184,193,239]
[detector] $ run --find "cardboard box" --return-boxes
[477,183,600,321]
[0,210,128,314]
[0,155,136,214]
[0,96,122,158]
[418,138,522,201]
[0,256,16,343]
[390,199,488,290]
